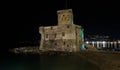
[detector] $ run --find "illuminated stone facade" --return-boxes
[39,9,84,52]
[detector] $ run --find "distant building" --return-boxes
[85,35,110,41]
[39,9,84,52]
[85,35,120,51]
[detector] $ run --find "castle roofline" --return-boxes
[39,24,82,29]
[57,9,72,13]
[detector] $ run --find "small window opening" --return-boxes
[67,25,69,28]
[46,34,48,38]
[62,32,65,36]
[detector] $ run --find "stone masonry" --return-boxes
[39,9,84,52]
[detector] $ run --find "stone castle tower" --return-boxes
[39,9,84,52]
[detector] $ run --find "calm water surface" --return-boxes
[0,53,100,70]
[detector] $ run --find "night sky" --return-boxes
[31,0,120,39]
[2,0,120,50]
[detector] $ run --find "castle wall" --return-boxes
[39,24,82,52]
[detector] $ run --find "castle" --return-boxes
[39,9,84,52]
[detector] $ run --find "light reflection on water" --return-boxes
[0,54,100,70]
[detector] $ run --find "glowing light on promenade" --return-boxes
[110,42,113,44]
[113,41,117,48]
[85,40,120,50]
[102,41,106,48]
[97,41,100,48]
[118,40,120,44]
[86,41,89,44]
[92,41,95,47]
[118,40,120,47]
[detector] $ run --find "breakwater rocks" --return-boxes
[9,47,40,54]
[9,47,120,55]
[9,47,76,55]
